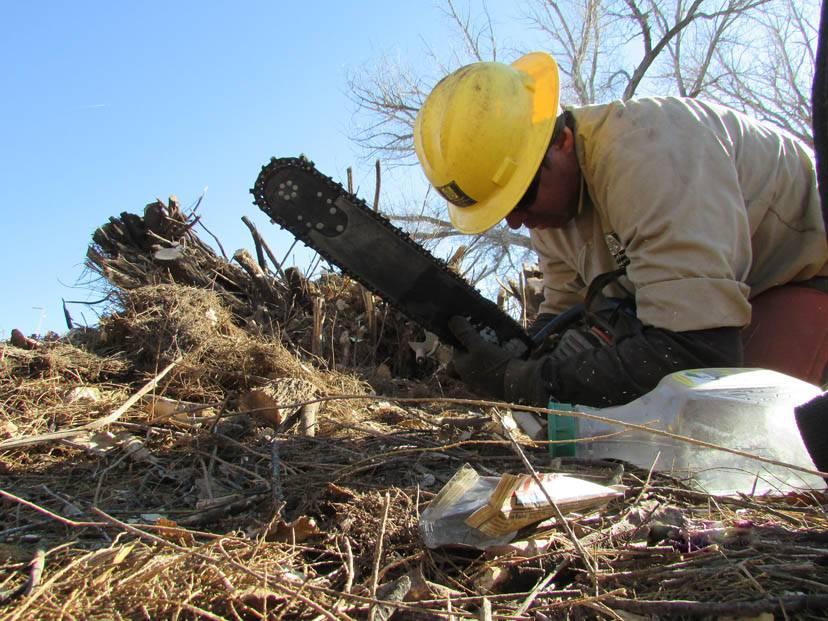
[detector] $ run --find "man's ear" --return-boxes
[543,126,573,168]
[553,126,574,153]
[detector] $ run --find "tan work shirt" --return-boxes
[532,97,828,332]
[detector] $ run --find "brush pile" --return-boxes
[1,198,827,620]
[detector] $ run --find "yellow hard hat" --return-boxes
[414,52,560,234]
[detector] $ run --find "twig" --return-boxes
[343,536,355,594]
[148,399,224,426]
[4,547,90,621]
[207,394,232,434]
[412,589,583,607]
[0,521,47,539]
[649,486,811,523]
[271,437,284,512]
[373,159,381,212]
[584,601,625,620]
[61,298,74,331]
[241,215,287,279]
[0,356,183,450]
[233,248,279,301]
[241,215,267,270]
[479,597,492,621]
[496,412,597,577]
[39,484,83,517]
[306,252,324,280]
[278,238,299,274]
[0,488,235,541]
[22,547,45,597]
[196,219,228,259]
[369,492,392,621]
[176,491,270,527]
[176,602,228,621]
[633,451,661,504]
[537,588,627,613]
[0,489,103,528]
[514,560,569,616]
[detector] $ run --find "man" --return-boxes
[414,52,828,407]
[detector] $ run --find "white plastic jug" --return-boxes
[548,368,824,494]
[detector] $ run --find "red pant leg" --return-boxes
[742,285,828,385]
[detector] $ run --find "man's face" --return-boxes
[505,126,581,230]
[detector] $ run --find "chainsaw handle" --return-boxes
[530,304,585,347]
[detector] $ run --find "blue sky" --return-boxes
[0,2,534,336]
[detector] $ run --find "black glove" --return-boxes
[448,316,550,405]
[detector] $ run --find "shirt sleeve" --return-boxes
[584,100,753,331]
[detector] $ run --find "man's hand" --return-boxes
[449,316,557,406]
[448,316,517,400]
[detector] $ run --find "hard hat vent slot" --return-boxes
[492,157,517,187]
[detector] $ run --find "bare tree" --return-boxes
[702,0,819,145]
[524,0,772,102]
[524,0,613,104]
[346,59,425,164]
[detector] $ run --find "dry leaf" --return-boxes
[156,518,195,545]
[117,432,157,464]
[473,565,511,593]
[265,515,321,543]
[66,386,102,403]
[238,379,318,428]
[238,388,283,427]
[64,430,158,465]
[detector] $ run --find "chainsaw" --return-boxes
[251,155,532,357]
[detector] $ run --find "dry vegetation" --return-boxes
[1,199,827,620]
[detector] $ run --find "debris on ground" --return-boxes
[2,198,827,620]
[420,464,623,549]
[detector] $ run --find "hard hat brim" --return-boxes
[448,52,560,234]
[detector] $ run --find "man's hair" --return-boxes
[550,111,573,146]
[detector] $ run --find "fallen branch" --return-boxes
[0,489,103,529]
[241,215,286,279]
[369,492,392,621]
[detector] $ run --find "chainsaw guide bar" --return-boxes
[251,155,531,355]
